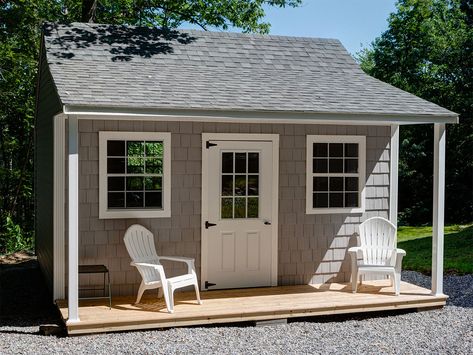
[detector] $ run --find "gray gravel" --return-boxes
[1,270,472,355]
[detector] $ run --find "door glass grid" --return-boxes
[221,152,259,219]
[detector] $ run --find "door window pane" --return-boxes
[221,175,233,196]
[247,175,259,196]
[235,153,246,173]
[221,198,233,219]
[234,197,246,218]
[248,153,259,173]
[247,197,259,218]
[222,153,233,173]
[234,175,246,196]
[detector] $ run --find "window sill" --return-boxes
[99,209,171,219]
[306,207,364,215]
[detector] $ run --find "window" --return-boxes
[220,151,260,219]
[99,132,171,219]
[306,135,366,214]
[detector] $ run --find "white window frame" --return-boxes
[306,135,366,214]
[99,131,171,219]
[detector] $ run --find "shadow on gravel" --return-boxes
[0,260,63,335]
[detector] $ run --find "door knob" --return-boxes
[264,221,271,225]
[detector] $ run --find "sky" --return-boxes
[263,0,397,54]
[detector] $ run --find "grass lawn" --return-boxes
[397,224,473,275]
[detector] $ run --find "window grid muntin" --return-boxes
[220,151,260,219]
[312,142,360,208]
[107,139,164,209]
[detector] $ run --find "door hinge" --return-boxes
[205,221,217,229]
[206,141,217,149]
[205,281,216,289]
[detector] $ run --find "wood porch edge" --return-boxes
[63,298,447,335]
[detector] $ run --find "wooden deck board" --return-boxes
[57,280,447,335]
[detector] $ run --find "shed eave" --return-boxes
[62,104,459,125]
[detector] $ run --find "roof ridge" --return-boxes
[61,21,342,43]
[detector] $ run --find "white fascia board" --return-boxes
[63,105,459,125]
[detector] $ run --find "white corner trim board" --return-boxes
[98,131,171,219]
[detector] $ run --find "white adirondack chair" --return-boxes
[348,217,406,295]
[123,224,202,313]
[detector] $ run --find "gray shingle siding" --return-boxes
[42,22,456,118]
[74,121,389,296]
[35,46,63,295]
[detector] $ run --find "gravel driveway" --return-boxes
[1,262,472,355]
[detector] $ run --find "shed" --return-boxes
[35,22,457,332]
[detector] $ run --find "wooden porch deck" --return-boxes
[57,280,447,335]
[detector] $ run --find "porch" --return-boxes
[57,279,447,335]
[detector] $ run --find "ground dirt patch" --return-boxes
[0,250,36,265]
[0,255,61,329]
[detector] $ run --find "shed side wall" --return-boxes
[35,48,62,295]
[74,120,390,296]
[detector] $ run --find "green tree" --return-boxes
[0,0,301,254]
[357,0,473,225]
[77,1,301,32]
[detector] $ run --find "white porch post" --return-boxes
[68,115,80,322]
[389,124,399,229]
[432,123,446,296]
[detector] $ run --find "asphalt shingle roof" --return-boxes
[43,22,456,118]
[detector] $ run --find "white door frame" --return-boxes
[201,133,279,289]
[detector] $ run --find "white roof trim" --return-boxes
[63,105,459,125]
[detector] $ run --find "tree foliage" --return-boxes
[358,0,473,225]
[77,0,302,33]
[0,0,301,254]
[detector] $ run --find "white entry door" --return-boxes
[202,135,278,290]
